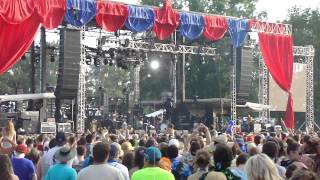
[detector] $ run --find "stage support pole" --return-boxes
[40,27,47,122]
[231,46,237,122]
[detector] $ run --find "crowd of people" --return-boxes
[0,120,320,180]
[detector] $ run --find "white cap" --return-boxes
[169,139,180,147]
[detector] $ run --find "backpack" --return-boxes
[172,161,188,180]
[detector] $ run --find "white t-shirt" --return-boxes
[78,164,124,180]
[108,161,130,180]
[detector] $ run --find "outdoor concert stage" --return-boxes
[0,0,317,133]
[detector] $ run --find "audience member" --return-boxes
[78,142,124,180]
[245,153,281,180]
[11,144,37,180]
[0,154,19,180]
[131,147,175,180]
[45,146,77,180]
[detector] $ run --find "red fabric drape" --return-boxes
[203,15,228,41]
[153,0,179,40]
[0,0,65,75]
[96,2,129,32]
[258,33,294,129]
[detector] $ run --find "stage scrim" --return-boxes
[269,63,306,112]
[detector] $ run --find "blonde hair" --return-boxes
[4,120,15,137]
[245,153,282,180]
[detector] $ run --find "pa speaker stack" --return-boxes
[55,27,81,99]
[236,47,254,105]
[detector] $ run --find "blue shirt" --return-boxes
[11,157,35,180]
[231,168,248,180]
[45,164,77,180]
[171,158,192,177]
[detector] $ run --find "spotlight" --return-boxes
[173,54,178,63]
[50,54,55,62]
[109,60,114,66]
[85,55,91,65]
[35,56,40,64]
[147,74,151,78]
[150,60,160,70]
[103,59,108,65]
[201,56,206,64]
[94,57,101,67]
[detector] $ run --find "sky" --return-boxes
[256,0,320,22]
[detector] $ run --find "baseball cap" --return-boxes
[16,144,28,154]
[56,132,66,146]
[168,139,180,147]
[144,147,162,163]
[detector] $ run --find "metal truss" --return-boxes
[260,57,270,122]
[133,66,140,104]
[250,21,292,35]
[293,46,316,132]
[231,48,237,121]
[77,26,86,133]
[260,45,316,131]
[126,41,216,56]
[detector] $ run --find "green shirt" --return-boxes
[132,167,175,180]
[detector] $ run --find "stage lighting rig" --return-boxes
[140,50,148,61]
[50,54,55,62]
[201,56,206,64]
[109,59,115,66]
[93,57,101,67]
[85,55,92,65]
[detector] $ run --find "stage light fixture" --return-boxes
[109,60,115,66]
[86,59,91,65]
[93,57,101,67]
[50,54,55,62]
[103,59,108,65]
[201,56,206,64]
[85,55,92,65]
[150,60,160,70]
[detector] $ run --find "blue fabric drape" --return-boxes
[65,0,96,27]
[227,19,249,47]
[125,6,155,32]
[179,13,204,40]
